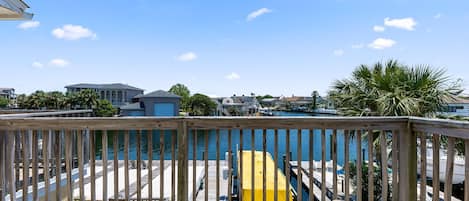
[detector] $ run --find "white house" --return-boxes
[440,97,469,117]
[0,0,32,19]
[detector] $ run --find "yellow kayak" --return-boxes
[237,150,295,201]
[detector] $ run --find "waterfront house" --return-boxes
[0,0,32,19]
[440,96,469,116]
[0,88,15,107]
[120,90,180,116]
[259,97,280,108]
[65,83,144,107]
[214,95,260,116]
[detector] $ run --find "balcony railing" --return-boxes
[0,116,468,201]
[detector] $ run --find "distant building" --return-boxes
[259,97,279,108]
[120,90,180,116]
[0,88,15,100]
[0,0,33,19]
[0,88,16,107]
[440,97,469,116]
[214,95,260,116]
[65,83,144,106]
[279,96,313,111]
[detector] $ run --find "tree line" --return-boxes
[15,89,116,117]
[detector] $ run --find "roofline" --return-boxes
[65,83,144,91]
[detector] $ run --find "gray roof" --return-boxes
[134,90,180,99]
[119,102,143,110]
[65,83,143,91]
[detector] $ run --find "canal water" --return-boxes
[95,111,370,200]
[98,111,370,166]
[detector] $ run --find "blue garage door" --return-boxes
[154,103,175,116]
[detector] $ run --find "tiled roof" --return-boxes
[65,83,143,91]
[134,90,180,99]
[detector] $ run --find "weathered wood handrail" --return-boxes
[0,116,467,201]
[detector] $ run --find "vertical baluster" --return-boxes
[22,130,29,201]
[274,129,279,201]
[216,129,220,201]
[136,130,141,201]
[78,130,85,200]
[332,129,337,200]
[344,130,350,201]
[308,129,313,201]
[0,130,4,201]
[5,131,15,201]
[14,130,21,193]
[102,130,108,201]
[204,130,209,201]
[368,129,374,201]
[55,131,61,201]
[113,131,119,200]
[297,129,302,201]
[432,134,440,201]
[420,133,426,201]
[263,129,267,201]
[251,129,255,201]
[356,130,362,201]
[160,130,164,201]
[286,129,290,201]
[171,131,176,201]
[444,137,455,201]
[124,130,129,201]
[464,139,469,201]
[43,130,50,201]
[14,132,20,195]
[149,130,154,200]
[176,121,189,201]
[392,130,399,201]
[321,128,326,201]
[32,130,38,201]
[239,129,243,201]
[227,129,232,201]
[192,129,197,201]
[65,130,72,201]
[380,131,388,201]
[90,131,96,201]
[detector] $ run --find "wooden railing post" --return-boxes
[398,123,417,201]
[177,120,188,201]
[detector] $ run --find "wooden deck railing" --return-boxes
[0,116,467,201]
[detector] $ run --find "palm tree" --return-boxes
[311,90,319,111]
[169,83,191,112]
[329,60,463,200]
[78,89,99,109]
[330,60,462,117]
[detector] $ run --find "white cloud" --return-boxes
[31,62,44,68]
[384,17,417,31]
[368,38,396,49]
[18,21,40,29]
[177,52,197,62]
[333,49,344,56]
[373,25,385,32]
[434,13,442,19]
[48,59,70,67]
[247,8,272,21]
[225,72,240,80]
[352,44,364,49]
[52,24,97,40]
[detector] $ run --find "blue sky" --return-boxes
[1,0,468,97]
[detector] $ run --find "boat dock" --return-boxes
[289,161,344,201]
[289,161,461,201]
